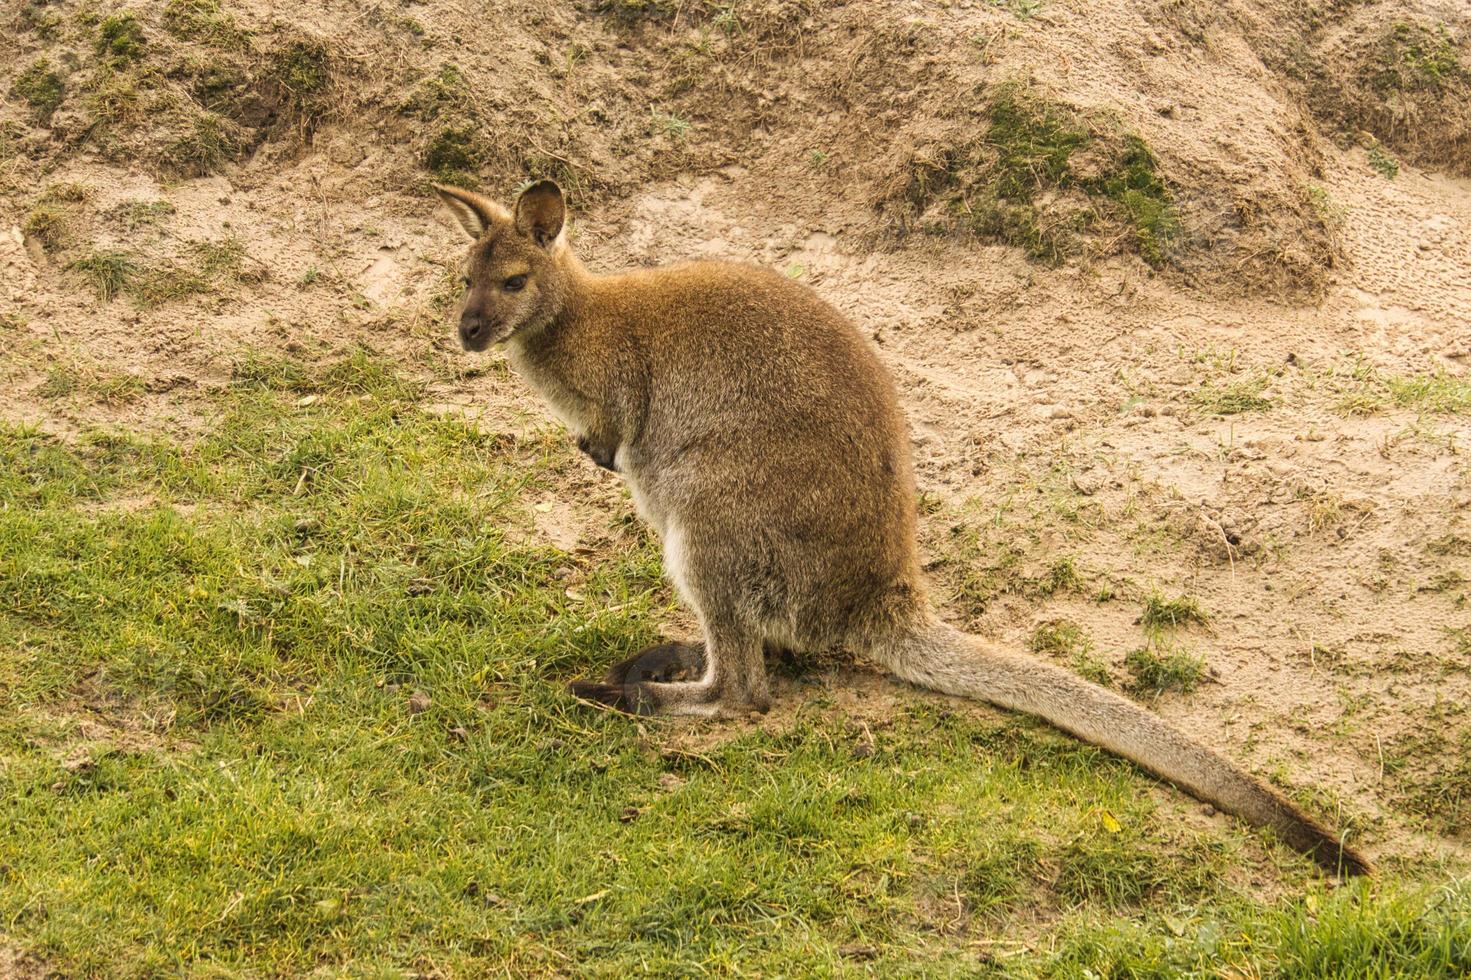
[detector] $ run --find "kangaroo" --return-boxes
[434,179,1370,877]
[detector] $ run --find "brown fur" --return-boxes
[434,181,1371,877]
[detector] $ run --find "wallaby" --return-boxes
[434,180,1370,877]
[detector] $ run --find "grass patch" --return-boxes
[0,353,1465,971]
[1371,22,1468,94]
[1140,592,1209,631]
[68,240,256,306]
[262,37,332,126]
[596,0,678,24]
[1337,363,1471,416]
[403,63,472,120]
[1368,144,1400,179]
[1037,556,1083,597]
[23,204,72,252]
[1031,619,1112,686]
[11,58,65,122]
[159,110,240,176]
[21,183,91,252]
[68,251,138,301]
[902,83,1178,266]
[1387,372,1471,414]
[162,0,246,46]
[1124,643,1206,696]
[1387,727,1471,837]
[1191,374,1273,415]
[1041,881,1471,975]
[1129,592,1207,696]
[108,199,176,232]
[95,13,148,64]
[36,363,147,406]
[422,124,485,187]
[651,106,691,139]
[403,65,486,185]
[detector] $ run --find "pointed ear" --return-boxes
[433,184,505,239]
[514,180,566,247]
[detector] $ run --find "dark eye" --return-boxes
[503,274,528,292]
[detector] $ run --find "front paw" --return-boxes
[576,435,617,472]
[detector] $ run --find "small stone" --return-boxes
[619,806,641,823]
[408,690,431,714]
[1201,804,1217,817]
[448,726,469,742]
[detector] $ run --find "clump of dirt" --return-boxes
[1235,2,1471,178]
[883,81,1179,267]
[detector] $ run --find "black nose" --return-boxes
[459,313,485,346]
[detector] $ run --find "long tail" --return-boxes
[869,614,1371,876]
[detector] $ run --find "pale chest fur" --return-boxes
[504,340,589,436]
[505,338,669,535]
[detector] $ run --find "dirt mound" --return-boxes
[1235,0,1471,177]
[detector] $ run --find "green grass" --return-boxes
[162,0,247,47]
[1141,592,1209,631]
[159,110,240,176]
[1,353,1468,973]
[1030,619,1112,686]
[11,58,65,122]
[68,250,139,301]
[904,83,1179,266]
[422,124,485,187]
[21,183,91,252]
[1392,728,1471,837]
[108,198,176,231]
[1128,592,1208,696]
[1372,22,1468,94]
[1124,643,1206,696]
[1191,374,1273,415]
[263,37,332,124]
[95,13,148,64]
[36,363,147,406]
[67,240,254,305]
[23,203,72,252]
[1368,144,1401,179]
[1338,364,1471,416]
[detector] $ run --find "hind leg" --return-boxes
[569,517,777,715]
[570,620,769,716]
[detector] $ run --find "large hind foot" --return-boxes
[569,631,768,717]
[567,641,708,716]
[567,677,760,717]
[604,641,707,685]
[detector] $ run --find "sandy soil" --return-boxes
[2,0,1468,872]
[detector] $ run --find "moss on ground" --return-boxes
[11,58,66,122]
[903,83,1179,266]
